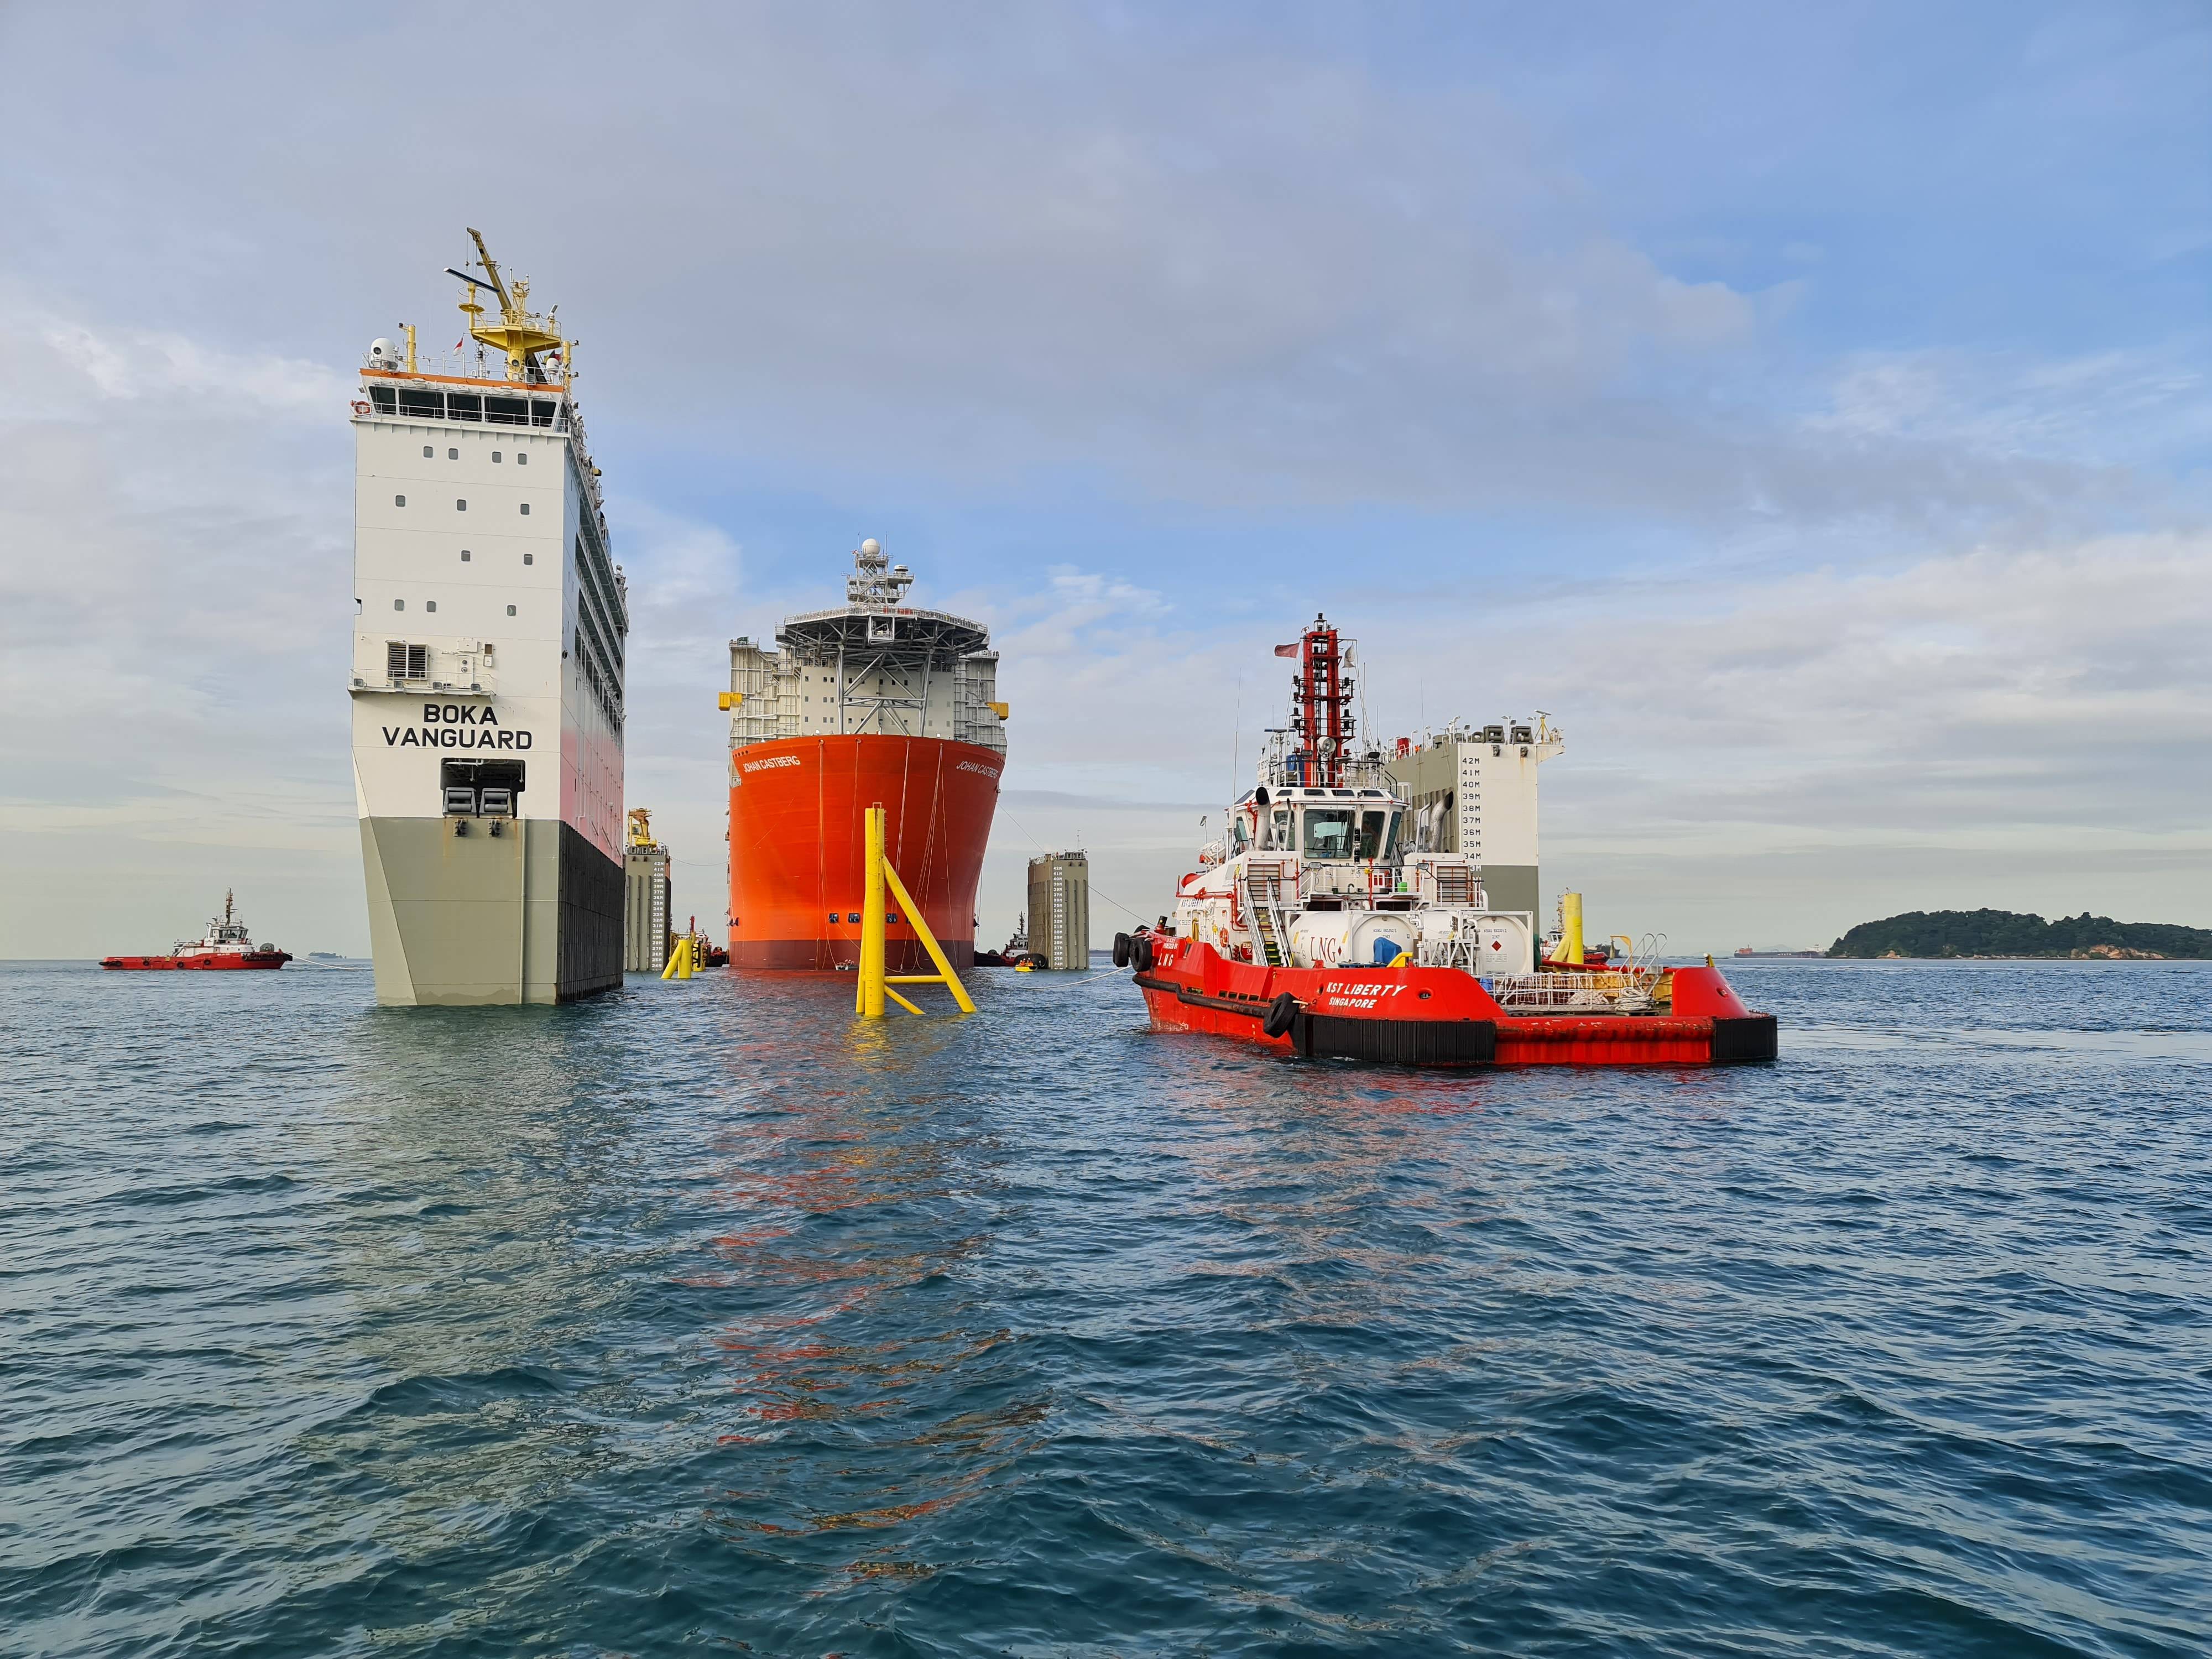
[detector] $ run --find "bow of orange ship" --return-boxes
[724,540,1006,971]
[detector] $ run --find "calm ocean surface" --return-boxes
[3,958,2208,1657]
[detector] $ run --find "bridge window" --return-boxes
[1303,808,1354,860]
[1355,810,1390,860]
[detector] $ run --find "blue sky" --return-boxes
[2,2,2205,954]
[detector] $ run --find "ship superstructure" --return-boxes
[348,231,627,1004]
[1170,614,1540,980]
[1386,717,1563,921]
[725,540,1006,968]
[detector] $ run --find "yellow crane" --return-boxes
[445,228,567,382]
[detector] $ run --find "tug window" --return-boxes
[1302,808,1355,860]
[1230,818,1249,854]
[1272,808,1292,848]
[1355,810,1390,860]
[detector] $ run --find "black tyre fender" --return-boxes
[1130,935,1155,973]
[1261,992,1298,1039]
[1112,932,1131,968]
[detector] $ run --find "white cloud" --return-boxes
[1,7,2205,956]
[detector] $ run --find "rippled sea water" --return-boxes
[4,958,2209,1657]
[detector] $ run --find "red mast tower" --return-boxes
[1291,613,1353,786]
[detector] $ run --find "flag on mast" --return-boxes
[1274,643,1298,658]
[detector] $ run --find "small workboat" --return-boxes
[101,891,292,972]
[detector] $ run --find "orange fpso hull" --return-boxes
[727,734,1002,971]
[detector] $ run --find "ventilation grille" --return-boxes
[387,641,429,681]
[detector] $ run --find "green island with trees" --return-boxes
[1827,910,2212,959]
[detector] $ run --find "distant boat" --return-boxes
[975,914,1046,968]
[102,891,291,972]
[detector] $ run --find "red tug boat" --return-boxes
[101,891,292,972]
[1124,618,1776,1068]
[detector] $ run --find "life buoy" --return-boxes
[352,400,371,414]
[1112,932,1131,968]
[1130,935,1155,973]
[1262,992,1298,1039]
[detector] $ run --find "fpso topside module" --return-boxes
[724,540,1007,970]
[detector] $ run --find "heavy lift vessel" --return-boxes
[724,541,1007,970]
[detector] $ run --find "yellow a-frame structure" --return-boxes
[855,805,977,1018]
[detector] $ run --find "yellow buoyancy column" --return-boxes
[1546,890,1585,968]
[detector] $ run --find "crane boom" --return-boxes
[466,227,514,313]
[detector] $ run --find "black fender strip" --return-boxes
[1710,1014,1779,1063]
[1292,1011,1496,1066]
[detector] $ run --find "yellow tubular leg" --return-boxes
[880,860,977,1014]
[859,805,888,1018]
